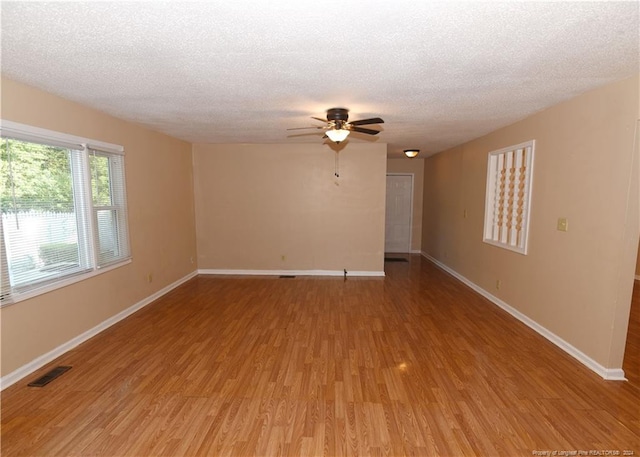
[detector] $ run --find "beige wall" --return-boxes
[636,243,640,277]
[0,77,197,377]
[193,143,387,273]
[422,75,639,370]
[386,158,424,252]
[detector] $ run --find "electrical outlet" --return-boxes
[496,279,501,290]
[146,273,153,283]
[281,255,286,261]
[190,256,194,264]
[463,209,467,218]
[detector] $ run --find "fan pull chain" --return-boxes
[335,152,339,178]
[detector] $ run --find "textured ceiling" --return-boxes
[1,1,638,158]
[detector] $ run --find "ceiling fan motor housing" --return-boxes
[326,108,349,122]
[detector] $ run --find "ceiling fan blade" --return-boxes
[351,126,380,135]
[311,116,328,123]
[349,117,384,126]
[286,126,325,130]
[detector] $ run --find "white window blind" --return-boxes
[483,140,535,255]
[0,121,130,305]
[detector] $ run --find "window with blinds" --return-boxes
[0,120,130,305]
[483,140,535,255]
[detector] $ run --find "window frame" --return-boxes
[482,140,535,255]
[0,120,131,306]
[89,149,130,268]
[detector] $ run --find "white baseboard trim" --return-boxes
[420,251,627,381]
[198,269,385,277]
[410,250,422,254]
[0,270,198,391]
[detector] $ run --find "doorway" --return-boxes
[622,240,640,387]
[385,174,413,253]
[622,280,639,387]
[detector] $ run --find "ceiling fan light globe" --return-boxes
[326,129,350,143]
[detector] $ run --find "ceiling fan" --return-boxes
[287,107,384,143]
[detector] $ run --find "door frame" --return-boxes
[385,173,414,253]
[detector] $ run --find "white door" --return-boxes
[385,174,413,253]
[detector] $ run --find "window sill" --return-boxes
[0,258,132,308]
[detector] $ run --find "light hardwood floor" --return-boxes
[2,256,639,456]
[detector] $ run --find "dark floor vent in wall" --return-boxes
[28,366,72,387]
[384,257,409,263]
[279,275,296,279]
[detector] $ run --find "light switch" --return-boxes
[557,217,568,232]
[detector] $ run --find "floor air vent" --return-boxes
[28,366,72,387]
[279,275,296,279]
[384,257,409,262]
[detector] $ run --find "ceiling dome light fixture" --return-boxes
[326,128,350,143]
[404,149,420,158]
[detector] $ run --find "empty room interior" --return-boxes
[1,2,639,456]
